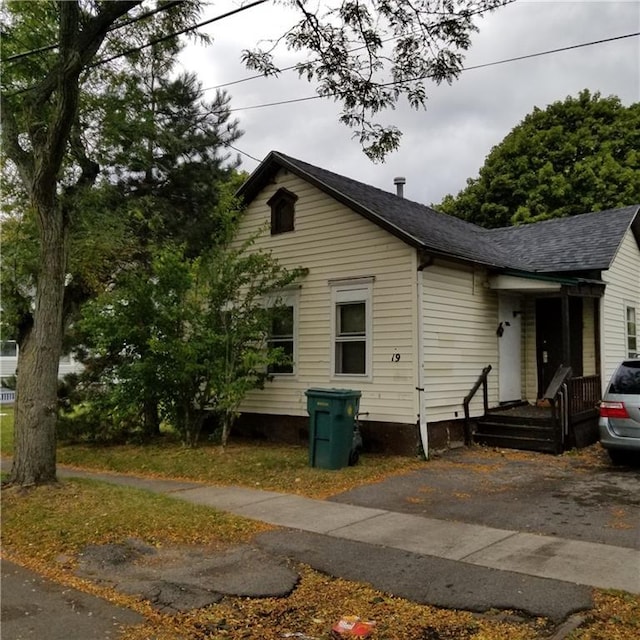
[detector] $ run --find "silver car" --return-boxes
[599,359,640,464]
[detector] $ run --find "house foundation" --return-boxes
[233,412,470,458]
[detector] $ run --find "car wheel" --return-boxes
[608,449,629,466]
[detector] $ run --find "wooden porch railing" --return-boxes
[565,375,602,416]
[463,365,492,445]
[554,372,601,448]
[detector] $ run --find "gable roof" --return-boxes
[238,150,640,274]
[487,206,640,273]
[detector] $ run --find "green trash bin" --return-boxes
[305,388,361,470]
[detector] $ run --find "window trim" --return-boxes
[266,290,299,377]
[0,340,18,358]
[330,278,373,380]
[267,188,297,235]
[626,304,638,358]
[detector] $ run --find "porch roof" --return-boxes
[239,151,640,276]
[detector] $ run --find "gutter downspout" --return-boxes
[416,256,433,459]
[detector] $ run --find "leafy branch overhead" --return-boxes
[242,0,512,160]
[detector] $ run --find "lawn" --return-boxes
[3,407,640,639]
[0,478,548,640]
[2,476,639,640]
[0,406,425,498]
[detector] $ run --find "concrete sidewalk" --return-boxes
[52,464,640,594]
[174,484,640,594]
[5,459,640,626]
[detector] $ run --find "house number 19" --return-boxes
[391,353,401,362]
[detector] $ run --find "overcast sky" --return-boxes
[179,0,640,206]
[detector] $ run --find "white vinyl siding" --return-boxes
[0,345,84,379]
[234,169,417,424]
[601,229,640,387]
[421,261,499,422]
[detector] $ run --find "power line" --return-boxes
[4,0,270,95]
[226,143,262,163]
[203,2,516,93]
[2,0,184,63]
[463,31,640,73]
[222,31,640,114]
[90,0,269,68]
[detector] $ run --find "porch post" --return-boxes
[561,290,571,367]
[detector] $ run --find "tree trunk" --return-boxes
[9,206,68,486]
[220,412,233,448]
[142,397,161,438]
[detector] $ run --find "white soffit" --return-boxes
[488,275,562,292]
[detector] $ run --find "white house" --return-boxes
[0,340,83,383]
[232,151,640,456]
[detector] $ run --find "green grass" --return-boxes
[0,406,14,454]
[0,406,424,497]
[1,478,267,564]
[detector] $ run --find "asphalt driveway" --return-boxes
[330,445,640,549]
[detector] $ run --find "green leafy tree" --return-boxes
[78,234,305,448]
[1,0,148,485]
[2,0,508,485]
[438,90,640,227]
[1,1,241,459]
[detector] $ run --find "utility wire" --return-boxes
[89,0,269,68]
[2,0,184,63]
[204,2,516,92]
[223,31,640,113]
[4,0,270,95]
[226,29,640,167]
[226,143,261,163]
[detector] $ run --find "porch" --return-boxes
[466,368,601,454]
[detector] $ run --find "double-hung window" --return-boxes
[331,278,373,378]
[266,291,298,375]
[627,305,637,358]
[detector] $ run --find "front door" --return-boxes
[536,297,583,397]
[498,295,522,403]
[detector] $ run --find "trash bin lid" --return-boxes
[305,388,362,399]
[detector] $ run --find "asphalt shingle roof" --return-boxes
[239,151,640,275]
[486,206,640,273]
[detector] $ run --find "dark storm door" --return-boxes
[536,297,583,397]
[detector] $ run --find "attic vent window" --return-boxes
[268,188,297,235]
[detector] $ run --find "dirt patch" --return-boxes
[76,538,299,613]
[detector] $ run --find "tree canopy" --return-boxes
[437,90,640,228]
[1,0,511,486]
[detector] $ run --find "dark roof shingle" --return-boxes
[239,151,639,274]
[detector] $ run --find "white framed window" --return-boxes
[266,290,299,376]
[627,305,637,358]
[330,278,373,379]
[0,341,18,358]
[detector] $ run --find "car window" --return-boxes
[609,360,640,394]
